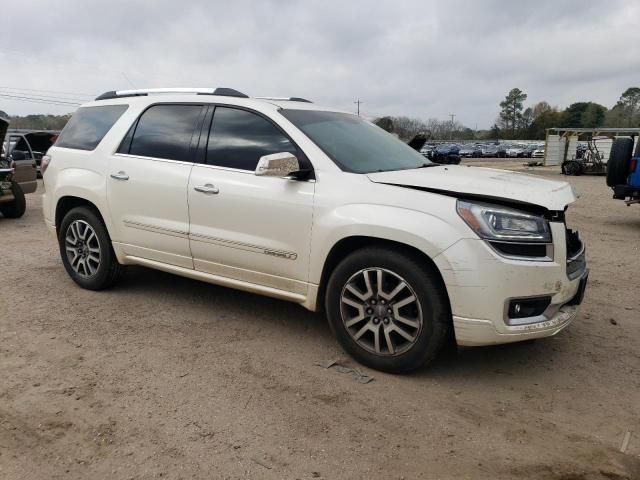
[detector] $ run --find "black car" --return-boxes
[433,144,461,164]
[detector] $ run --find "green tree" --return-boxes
[605,87,640,127]
[518,107,533,136]
[490,123,501,140]
[561,102,606,127]
[580,103,607,127]
[499,88,527,137]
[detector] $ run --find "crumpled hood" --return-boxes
[367,165,576,210]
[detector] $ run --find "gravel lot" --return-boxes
[1,162,639,480]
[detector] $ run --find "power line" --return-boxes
[0,93,80,107]
[0,86,93,100]
[0,93,80,105]
[0,89,88,103]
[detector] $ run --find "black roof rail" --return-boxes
[203,87,249,98]
[94,87,249,101]
[95,90,147,100]
[255,96,313,103]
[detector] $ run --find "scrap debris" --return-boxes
[314,360,374,384]
[620,431,632,454]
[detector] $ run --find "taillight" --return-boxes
[630,157,637,173]
[41,154,52,175]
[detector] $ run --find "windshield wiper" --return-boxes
[417,163,438,168]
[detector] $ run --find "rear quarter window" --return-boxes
[56,105,128,151]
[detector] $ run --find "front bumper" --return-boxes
[433,222,587,347]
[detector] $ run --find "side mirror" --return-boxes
[255,152,300,178]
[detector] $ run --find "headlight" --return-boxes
[456,200,551,243]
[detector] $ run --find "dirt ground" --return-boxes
[1,162,639,480]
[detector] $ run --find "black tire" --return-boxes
[562,161,582,176]
[606,138,634,187]
[58,206,123,290]
[0,182,26,218]
[325,247,451,373]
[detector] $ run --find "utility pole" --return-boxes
[449,114,456,140]
[354,99,363,116]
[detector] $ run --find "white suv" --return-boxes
[42,87,588,372]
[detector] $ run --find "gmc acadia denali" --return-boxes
[41,87,588,372]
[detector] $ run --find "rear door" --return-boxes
[107,103,205,269]
[187,106,315,295]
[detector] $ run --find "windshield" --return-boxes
[280,109,433,173]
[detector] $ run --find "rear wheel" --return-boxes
[58,206,123,290]
[0,182,26,218]
[325,247,450,373]
[606,138,634,187]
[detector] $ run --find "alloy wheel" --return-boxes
[340,268,423,356]
[64,220,101,277]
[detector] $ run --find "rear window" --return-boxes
[56,105,128,151]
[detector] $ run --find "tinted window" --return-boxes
[281,110,432,173]
[207,107,296,170]
[129,104,203,161]
[56,105,128,151]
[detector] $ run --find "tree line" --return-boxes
[375,86,640,141]
[0,111,71,131]
[494,86,640,139]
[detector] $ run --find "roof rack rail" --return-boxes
[94,87,249,101]
[255,96,313,103]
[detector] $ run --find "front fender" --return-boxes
[308,201,465,284]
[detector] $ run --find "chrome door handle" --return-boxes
[110,171,129,181]
[194,184,219,194]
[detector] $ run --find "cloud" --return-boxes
[1,0,638,127]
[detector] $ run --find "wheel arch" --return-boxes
[315,236,451,316]
[55,196,109,237]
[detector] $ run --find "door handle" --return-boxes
[194,184,219,194]
[110,171,129,181]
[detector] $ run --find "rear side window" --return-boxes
[128,104,203,161]
[207,107,296,170]
[56,105,128,151]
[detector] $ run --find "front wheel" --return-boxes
[0,182,26,218]
[325,247,451,373]
[58,206,123,290]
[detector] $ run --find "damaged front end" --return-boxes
[0,164,15,198]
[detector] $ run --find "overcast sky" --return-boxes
[1,0,639,127]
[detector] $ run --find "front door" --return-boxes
[188,106,315,295]
[107,103,204,269]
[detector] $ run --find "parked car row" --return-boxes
[417,142,545,161]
